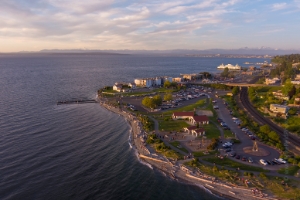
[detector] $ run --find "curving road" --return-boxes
[239,87,300,154]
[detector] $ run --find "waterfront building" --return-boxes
[173,77,183,82]
[113,84,122,92]
[180,73,202,81]
[134,77,173,87]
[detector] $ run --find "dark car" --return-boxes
[271,161,277,165]
[265,160,271,165]
[230,152,236,157]
[235,155,240,159]
[225,148,231,152]
[241,156,247,161]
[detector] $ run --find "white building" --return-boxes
[266,78,280,85]
[270,104,289,114]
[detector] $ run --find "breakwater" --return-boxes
[57,99,98,105]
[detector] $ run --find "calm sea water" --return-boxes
[0,54,269,200]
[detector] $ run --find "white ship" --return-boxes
[217,64,241,70]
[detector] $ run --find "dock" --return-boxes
[57,99,98,105]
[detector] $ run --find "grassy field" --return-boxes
[193,150,216,157]
[158,120,189,131]
[122,91,154,96]
[278,165,300,176]
[224,130,234,138]
[163,99,206,115]
[153,88,177,93]
[202,123,220,139]
[170,141,189,153]
[203,157,269,172]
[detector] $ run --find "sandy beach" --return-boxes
[99,101,278,200]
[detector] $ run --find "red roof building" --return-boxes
[190,115,209,125]
[172,112,194,119]
[191,128,205,136]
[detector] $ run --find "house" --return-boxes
[291,81,300,85]
[183,126,197,134]
[113,84,122,92]
[128,83,136,89]
[191,128,205,136]
[270,104,289,114]
[189,115,209,125]
[173,77,183,82]
[265,78,280,85]
[272,90,290,100]
[172,112,194,119]
[295,74,300,81]
[181,73,202,81]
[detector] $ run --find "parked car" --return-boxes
[241,156,247,161]
[230,152,236,157]
[248,157,253,163]
[235,155,240,159]
[276,158,287,164]
[260,159,268,166]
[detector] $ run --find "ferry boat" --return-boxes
[217,64,241,70]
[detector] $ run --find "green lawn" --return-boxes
[203,157,269,172]
[163,99,206,115]
[193,150,216,157]
[278,165,300,176]
[202,123,220,139]
[170,141,189,153]
[158,120,189,131]
[122,91,154,96]
[224,130,234,138]
[153,88,176,93]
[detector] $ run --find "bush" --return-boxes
[207,138,219,150]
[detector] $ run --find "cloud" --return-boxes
[0,0,299,51]
[271,2,287,11]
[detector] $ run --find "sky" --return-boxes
[0,0,300,52]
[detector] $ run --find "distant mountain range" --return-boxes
[4,48,300,56]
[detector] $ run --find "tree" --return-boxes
[288,107,297,115]
[288,85,296,98]
[221,67,229,77]
[282,79,293,96]
[232,86,240,95]
[152,95,162,106]
[142,97,156,109]
[259,124,270,134]
[164,93,173,101]
[170,82,178,88]
[268,131,280,141]
[164,80,171,88]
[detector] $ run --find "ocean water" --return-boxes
[0,54,269,200]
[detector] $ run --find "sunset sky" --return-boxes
[1,0,300,52]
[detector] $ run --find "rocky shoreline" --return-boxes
[99,100,278,200]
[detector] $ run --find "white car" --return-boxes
[276,158,287,164]
[260,159,268,166]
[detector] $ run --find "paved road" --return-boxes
[212,94,281,171]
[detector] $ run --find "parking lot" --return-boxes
[212,92,283,170]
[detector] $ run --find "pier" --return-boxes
[57,99,98,105]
